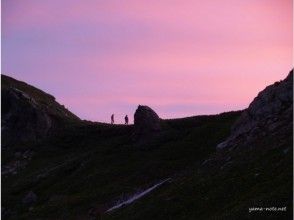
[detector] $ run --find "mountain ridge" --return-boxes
[1,70,292,220]
[1,74,80,147]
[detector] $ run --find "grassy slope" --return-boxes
[2,111,241,219]
[105,144,292,220]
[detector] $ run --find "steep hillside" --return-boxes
[1,75,80,147]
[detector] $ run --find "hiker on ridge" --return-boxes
[111,114,114,124]
[125,115,129,125]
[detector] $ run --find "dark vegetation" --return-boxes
[3,110,242,219]
[104,129,292,220]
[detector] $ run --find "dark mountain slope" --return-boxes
[1,75,80,147]
[104,70,293,220]
[1,70,292,220]
[1,75,241,219]
[198,70,293,177]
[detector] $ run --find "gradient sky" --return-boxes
[2,0,293,123]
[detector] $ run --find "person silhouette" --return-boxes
[124,115,129,125]
[111,114,114,124]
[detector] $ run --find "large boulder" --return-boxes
[134,105,161,136]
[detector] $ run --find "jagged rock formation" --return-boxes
[202,69,293,172]
[134,105,161,136]
[217,70,293,151]
[1,75,80,147]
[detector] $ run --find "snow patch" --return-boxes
[106,178,171,213]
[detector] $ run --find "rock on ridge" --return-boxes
[134,105,161,136]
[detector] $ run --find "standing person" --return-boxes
[124,115,129,125]
[111,114,114,124]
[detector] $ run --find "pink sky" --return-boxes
[2,0,293,123]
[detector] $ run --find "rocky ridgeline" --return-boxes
[217,70,293,151]
[1,75,80,147]
[202,69,293,172]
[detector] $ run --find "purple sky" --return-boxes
[2,0,293,123]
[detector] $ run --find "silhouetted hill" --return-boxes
[1,70,292,220]
[1,75,80,147]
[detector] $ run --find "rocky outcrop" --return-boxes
[1,75,80,147]
[217,70,293,151]
[134,105,161,136]
[200,70,293,174]
[2,88,53,146]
